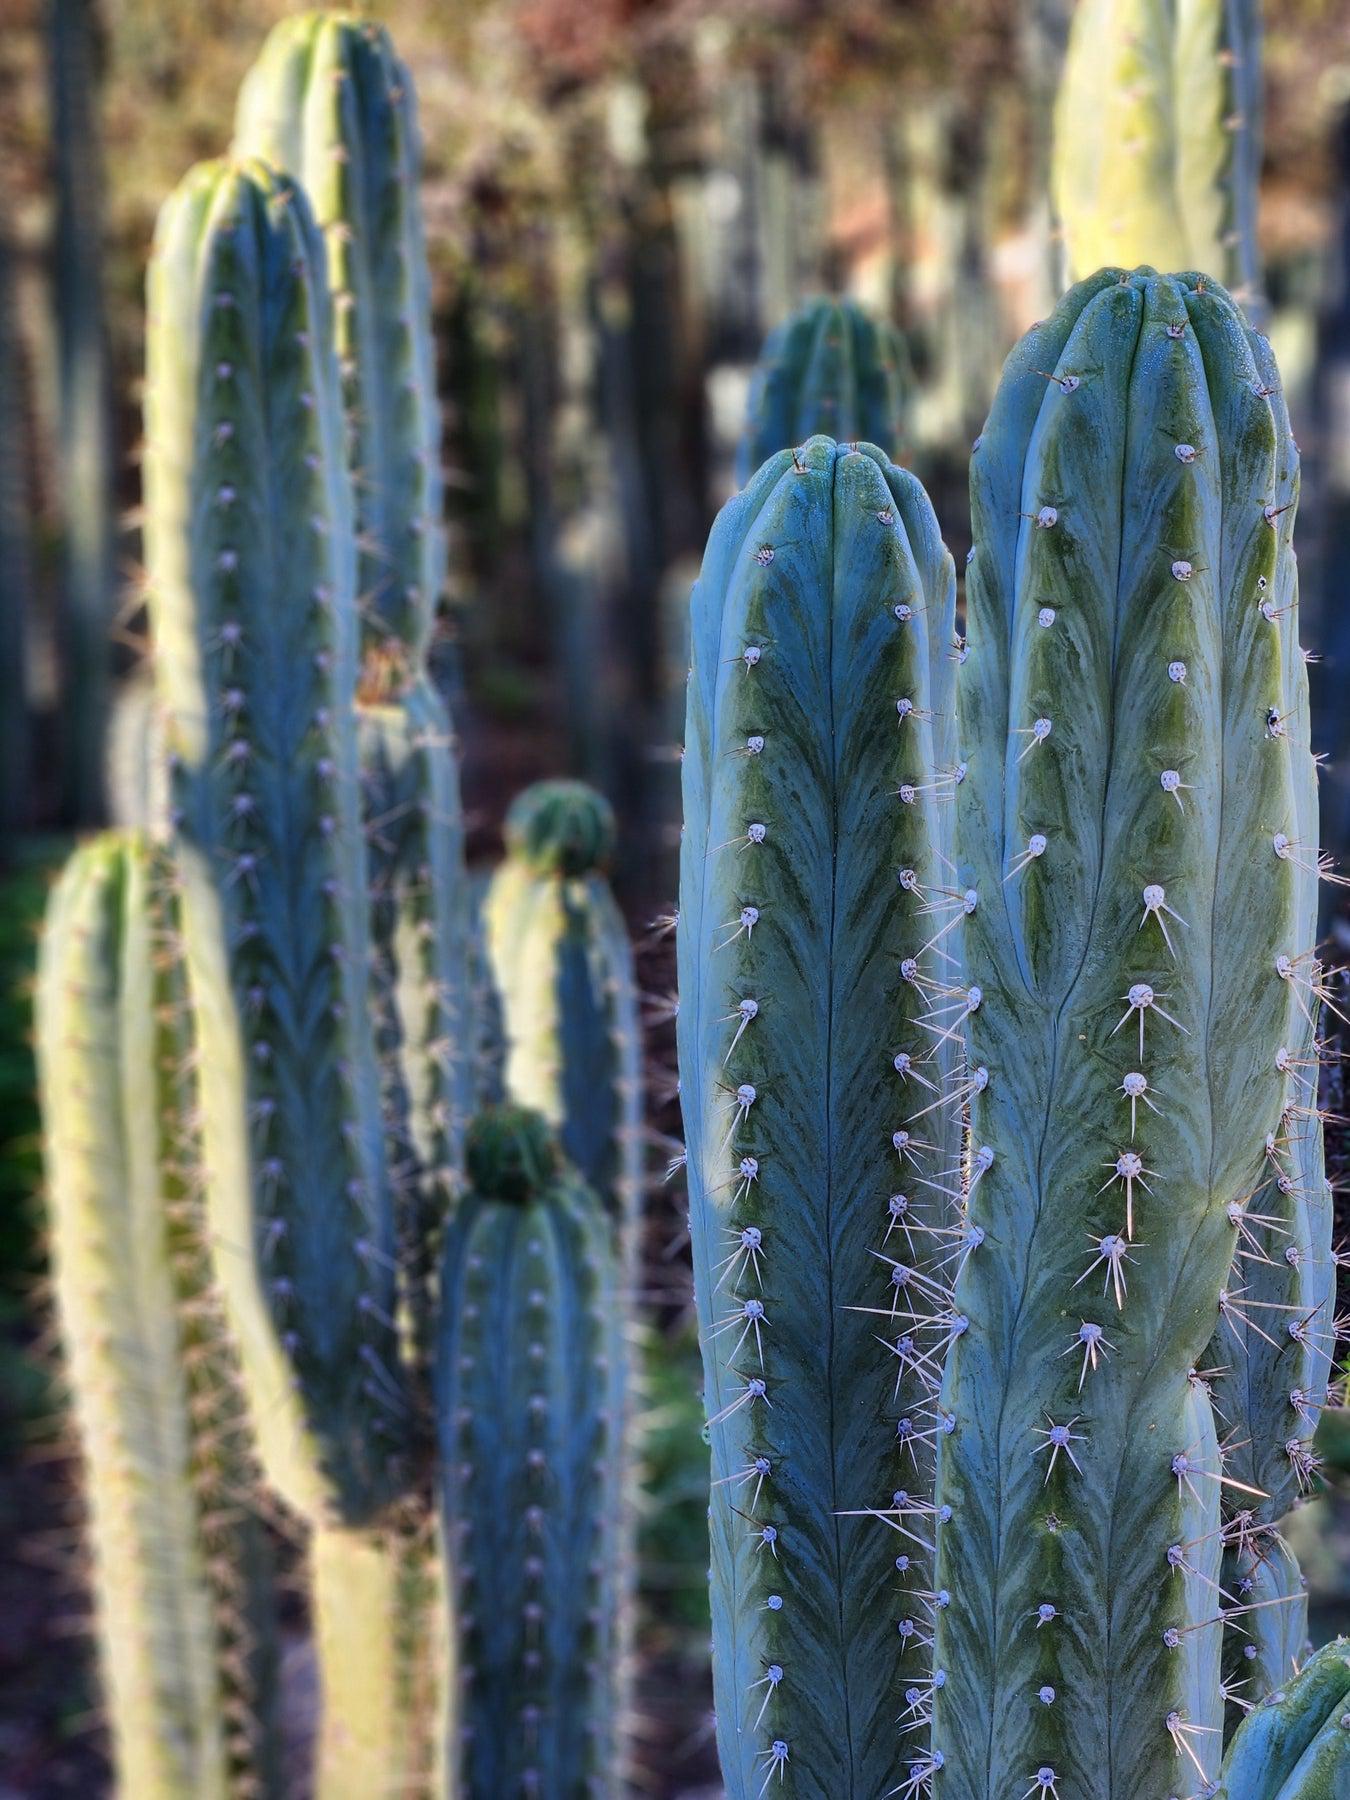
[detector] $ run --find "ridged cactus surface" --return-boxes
[484,779,644,1269]
[929,268,1325,1799]
[1218,1638,1350,1798]
[234,11,444,670]
[37,834,276,1799]
[435,1107,628,1797]
[677,435,959,1796]
[1053,0,1263,304]
[144,158,403,1523]
[736,298,912,487]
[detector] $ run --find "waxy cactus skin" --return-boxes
[144,158,403,1524]
[1217,1638,1350,1798]
[677,435,959,1796]
[736,298,913,487]
[930,268,1328,1799]
[435,1107,628,1797]
[37,835,277,1800]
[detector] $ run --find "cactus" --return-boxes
[736,297,913,488]
[925,267,1327,1798]
[236,13,473,1264]
[1052,0,1263,307]
[143,156,404,1523]
[435,1105,628,1795]
[1217,1638,1350,1797]
[483,780,644,1270]
[676,435,959,1794]
[233,11,445,676]
[36,833,278,1798]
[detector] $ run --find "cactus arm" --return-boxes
[145,159,404,1522]
[234,12,444,668]
[310,1518,450,1800]
[678,436,957,1795]
[931,270,1312,1797]
[1053,0,1263,306]
[435,1109,626,1795]
[1223,1533,1310,1729]
[1217,1639,1350,1798]
[36,835,276,1797]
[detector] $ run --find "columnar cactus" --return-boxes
[1218,1638,1350,1797]
[435,1106,628,1796]
[143,157,404,1523]
[736,297,913,487]
[677,435,959,1794]
[1052,0,1263,306]
[36,833,277,1799]
[483,779,645,1273]
[236,13,473,1252]
[929,268,1329,1798]
[234,11,445,673]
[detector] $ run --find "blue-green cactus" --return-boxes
[677,435,959,1795]
[736,298,913,488]
[928,268,1327,1799]
[144,157,404,1523]
[483,780,644,1273]
[435,1106,628,1795]
[36,833,278,1798]
[1217,1637,1350,1798]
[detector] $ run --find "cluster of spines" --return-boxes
[735,297,913,488]
[143,157,404,1522]
[36,833,277,1798]
[676,435,960,1795]
[234,10,445,672]
[435,1108,626,1795]
[922,268,1332,1800]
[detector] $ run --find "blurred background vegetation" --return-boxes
[3,0,1350,1792]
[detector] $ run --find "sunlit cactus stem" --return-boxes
[36,833,278,1799]
[931,268,1323,1798]
[435,1106,629,1796]
[736,297,913,487]
[677,435,959,1795]
[144,156,405,1524]
[1053,0,1264,309]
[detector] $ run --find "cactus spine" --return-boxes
[928,268,1327,1798]
[736,298,913,488]
[1052,0,1263,306]
[677,435,959,1795]
[1218,1638,1350,1797]
[144,157,404,1524]
[36,833,277,1798]
[436,1107,628,1795]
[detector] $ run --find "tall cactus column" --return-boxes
[144,157,404,1523]
[37,834,277,1799]
[929,269,1325,1798]
[677,435,959,1795]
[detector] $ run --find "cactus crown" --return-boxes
[464,1104,560,1202]
[503,778,618,878]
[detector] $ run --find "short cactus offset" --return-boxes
[677,435,959,1795]
[736,297,913,487]
[1053,0,1263,304]
[929,268,1328,1798]
[1217,1638,1350,1798]
[435,1106,628,1796]
[144,157,404,1523]
[37,834,276,1799]
[483,779,644,1270]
